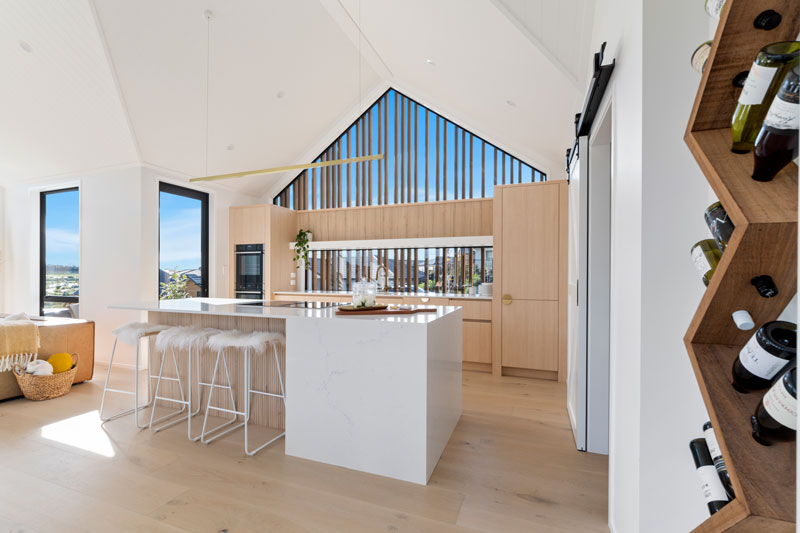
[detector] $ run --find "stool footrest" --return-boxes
[207,405,244,417]
[250,390,284,399]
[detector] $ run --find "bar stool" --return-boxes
[149,326,219,438]
[201,330,286,455]
[100,321,169,427]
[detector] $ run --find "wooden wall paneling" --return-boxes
[436,116,440,201]
[367,108,373,206]
[443,120,448,200]
[377,102,382,205]
[383,98,389,205]
[462,129,467,199]
[409,100,415,203]
[355,119,361,207]
[266,205,298,296]
[492,186,503,375]
[414,102,418,203]
[337,139,343,208]
[454,126,459,200]
[394,94,399,204]
[558,182,569,382]
[481,142,486,197]
[501,151,506,185]
[493,148,498,187]
[424,107,429,202]
[400,96,406,203]
[463,321,492,364]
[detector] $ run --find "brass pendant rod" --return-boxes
[190,154,384,183]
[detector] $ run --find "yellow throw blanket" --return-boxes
[0,320,40,370]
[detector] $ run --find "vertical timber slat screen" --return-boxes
[274,89,546,209]
[303,246,493,294]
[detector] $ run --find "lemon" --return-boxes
[47,353,73,374]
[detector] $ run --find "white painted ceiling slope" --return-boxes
[1,0,593,195]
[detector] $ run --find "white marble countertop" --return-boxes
[110,298,459,324]
[274,290,492,301]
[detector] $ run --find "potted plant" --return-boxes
[293,229,312,270]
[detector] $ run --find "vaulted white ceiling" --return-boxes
[0,0,593,195]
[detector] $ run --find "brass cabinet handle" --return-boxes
[502,294,512,305]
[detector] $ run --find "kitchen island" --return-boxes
[111,298,462,484]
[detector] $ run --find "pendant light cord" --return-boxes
[204,10,212,177]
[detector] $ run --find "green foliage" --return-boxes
[294,229,311,270]
[160,269,190,300]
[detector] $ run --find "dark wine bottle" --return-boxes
[751,364,796,445]
[702,422,735,500]
[752,66,799,181]
[703,202,734,251]
[731,42,800,154]
[732,321,797,392]
[690,438,729,515]
[690,239,722,286]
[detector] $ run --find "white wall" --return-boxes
[586,0,721,531]
[2,166,258,367]
[584,0,643,530]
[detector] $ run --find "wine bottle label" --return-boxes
[697,465,728,503]
[738,63,778,105]
[763,377,797,430]
[738,334,790,379]
[763,97,799,130]
[705,0,725,20]
[691,246,712,276]
[703,427,722,461]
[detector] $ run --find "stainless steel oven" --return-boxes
[234,244,264,299]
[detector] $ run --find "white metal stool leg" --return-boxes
[201,347,245,444]
[244,341,286,456]
[149,346,189,431]
[100,337,153,428]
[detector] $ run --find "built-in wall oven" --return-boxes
[234,244,264,299]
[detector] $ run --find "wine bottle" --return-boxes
[731,42,800,154]
[732,321,797,392]
[692,41,713,74]
[704,0,725,20]
[691,239,722,286]
[689,438,729,515]
[703,202,734,251]
[753,66,799,182]
[752,364,796,445]
[702,422,735,500]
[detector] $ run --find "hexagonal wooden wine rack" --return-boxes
[684,0,799,531]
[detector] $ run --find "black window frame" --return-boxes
[158,182,210,298]
[40,187,80,316]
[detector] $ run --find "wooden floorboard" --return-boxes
[0,367,608,532]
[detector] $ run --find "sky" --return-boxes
[284,89,544,208]
[159,191,202,271]
[44,189,79,267]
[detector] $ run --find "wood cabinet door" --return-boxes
[501,185,560,301]
[230,206,267,245]
[463,321,492,364]
[501,299,559,371]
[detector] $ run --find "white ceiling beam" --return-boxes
[488,0,581,91]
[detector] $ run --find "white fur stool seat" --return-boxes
[149,327,220,437]
[201,329,286,455]
[111,322,170,346]
[100,322,169,427]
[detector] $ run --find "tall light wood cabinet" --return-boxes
[229,204,297,298]
[492,181,568,381]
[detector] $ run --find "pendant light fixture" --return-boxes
[191,1,383,184]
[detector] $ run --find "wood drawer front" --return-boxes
[463,321,491,364]
[403,297,450,305]
[450,299,491,321]
[501,300,558,371]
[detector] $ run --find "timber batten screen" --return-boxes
[274,89,546,209]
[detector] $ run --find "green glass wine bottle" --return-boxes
[691,239,723,287]
[731,42,800,154]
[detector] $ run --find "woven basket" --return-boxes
[12,353,79,401]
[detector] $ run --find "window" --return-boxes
[274,88,546,210]
[158,182,209,299]
[305,246,492,294]
[40,187,80,316]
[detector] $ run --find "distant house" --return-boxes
[159,268,202,297]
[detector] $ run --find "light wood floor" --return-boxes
[0,368,608,532]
